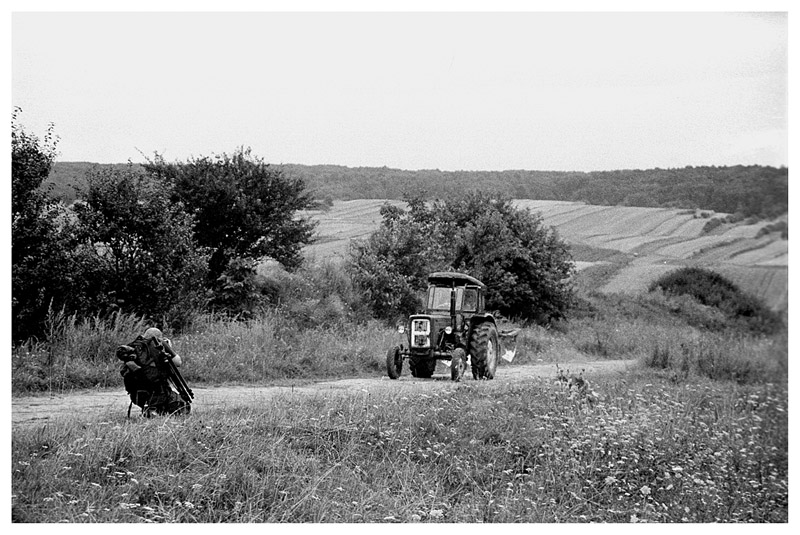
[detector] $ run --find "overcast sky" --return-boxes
[11,8,789,172]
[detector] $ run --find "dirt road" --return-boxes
[12,359,636,429]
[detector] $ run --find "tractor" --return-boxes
[386,272,518,381]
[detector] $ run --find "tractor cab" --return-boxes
[426,274,484,314]
[425,271,486,328]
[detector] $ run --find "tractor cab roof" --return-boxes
[427,272,486,289]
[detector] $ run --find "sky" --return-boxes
[10,4,791,172]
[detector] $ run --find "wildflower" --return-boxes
[430,509,444,519]
[605,476,618,485]
[630,514,639,523]
[640,485,651,496]
[410,514,422,522]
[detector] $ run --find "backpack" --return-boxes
[116,336,188,417]
[117,336,168,374]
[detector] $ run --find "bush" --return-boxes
[702,217,723,233]
[649,267,782,335]
[725,212,746,224]
[755,220,788,239]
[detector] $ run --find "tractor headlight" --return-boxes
[397,323,406,334]
[444,326,453,335]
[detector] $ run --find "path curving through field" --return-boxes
[12,359,636,429]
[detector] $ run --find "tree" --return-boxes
[349,193,575,324]
[144,148,317,284]
[71,165,208,327]
[11,108,71,341]
[11,108,59,215]
[442,194,575,323]
[348,199,444,319]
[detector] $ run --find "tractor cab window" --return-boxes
[428,287,453,310]
[462,288,478,312]
[428,285,479,312]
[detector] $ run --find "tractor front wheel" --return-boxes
[450,348,466,382]
[386,346,403,379]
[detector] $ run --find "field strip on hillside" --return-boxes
[656,235,741,259]
[599,259,678,294]
[727,239,788,266]
[539,205,616,228]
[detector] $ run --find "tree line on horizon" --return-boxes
[47,161,788,220]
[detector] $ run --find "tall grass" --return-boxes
[12,308,148,392]
[12,371,788,522]
[12,306,399,393]
[176,313,396,383]
[643,330,787,384]
[12,288,787,393]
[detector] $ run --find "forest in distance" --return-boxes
[47,162,788,220]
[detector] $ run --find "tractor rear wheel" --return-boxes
[469,322,499,380]
[450,348,466,382]
[410,356,436,378]
[386,346,403,379]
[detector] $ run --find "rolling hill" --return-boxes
[302,200,788,312]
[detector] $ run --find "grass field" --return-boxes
[303,200,788,311]
[11,366,788,522]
